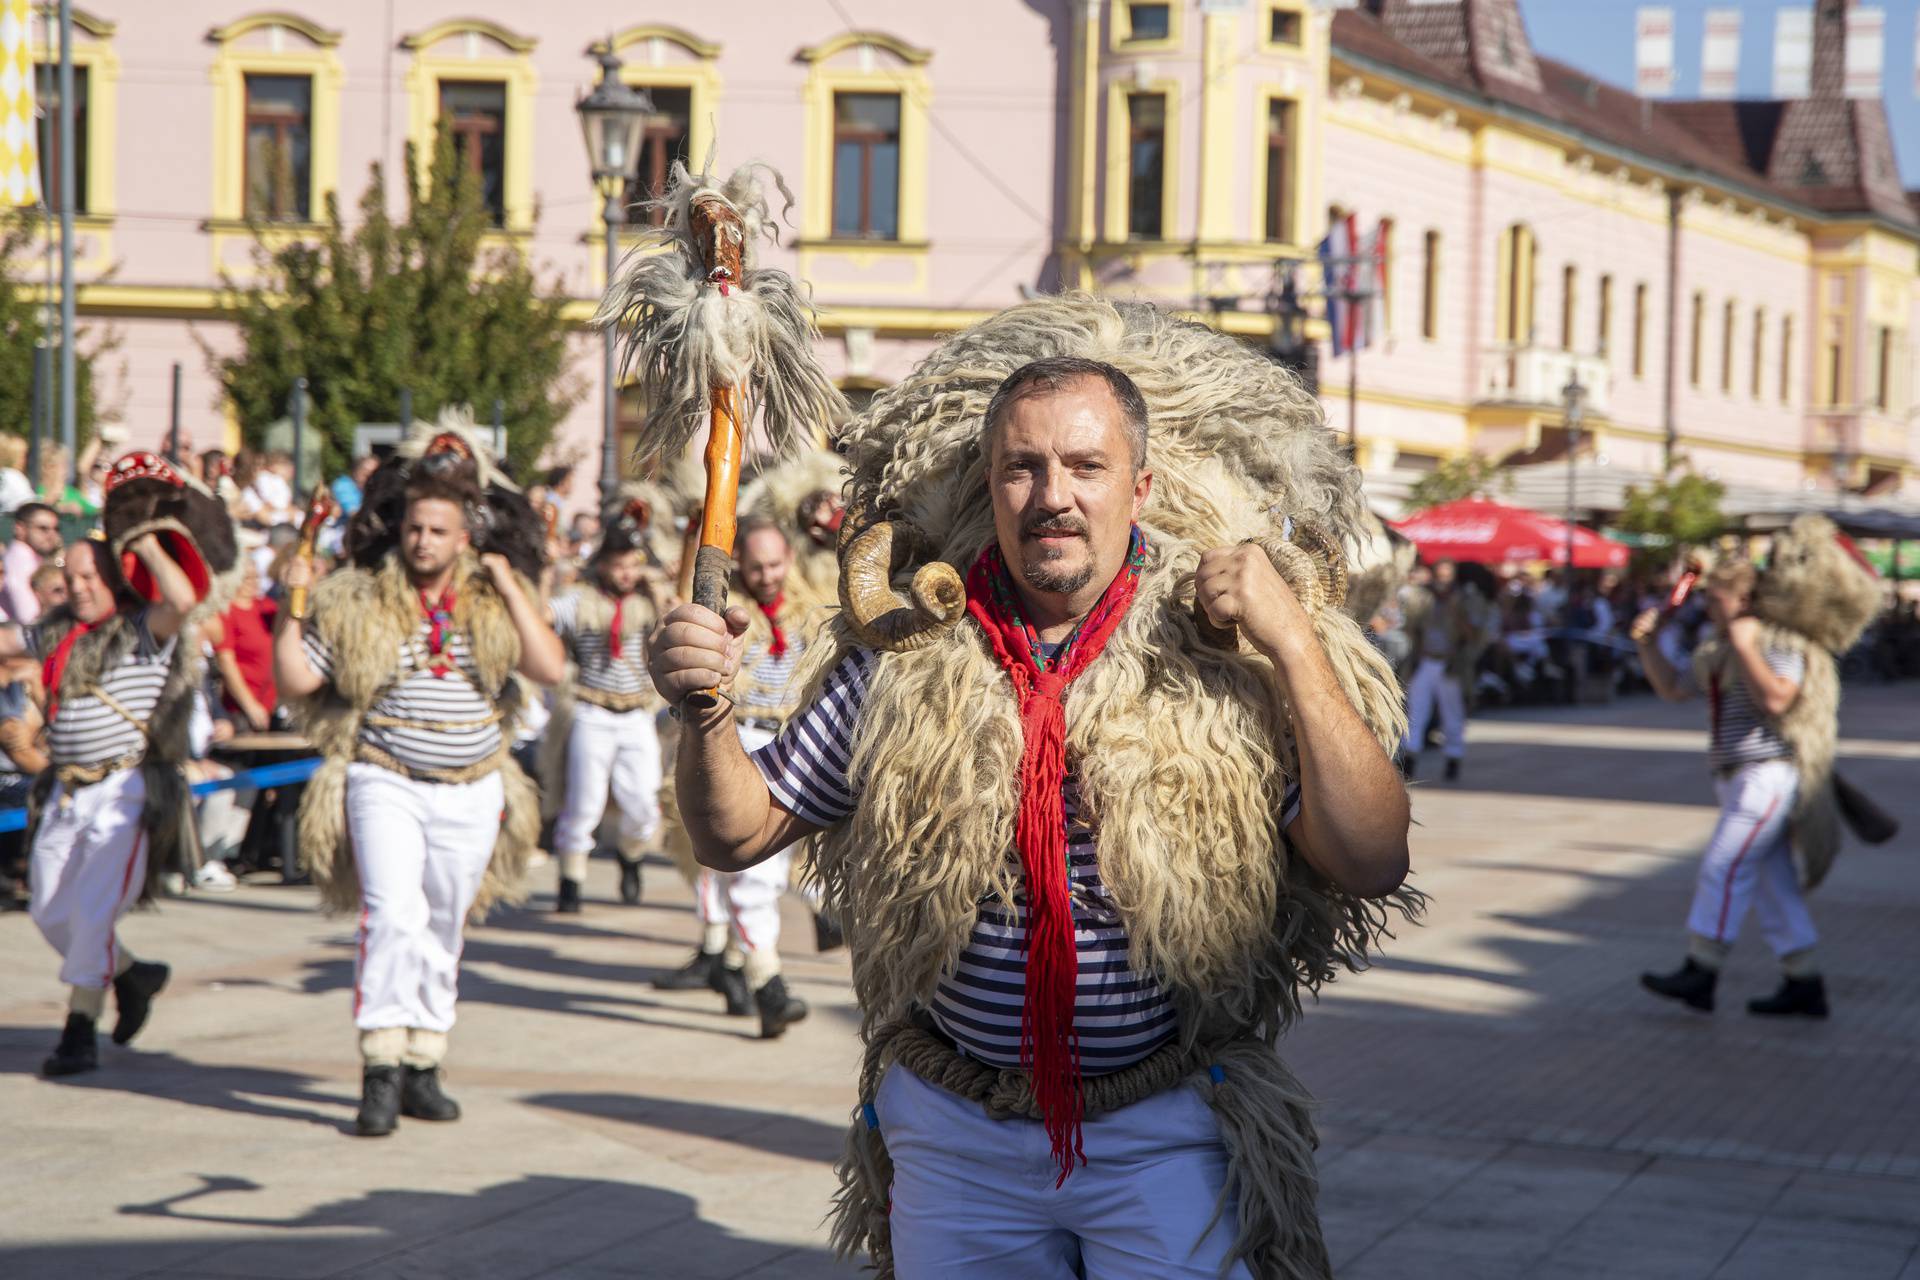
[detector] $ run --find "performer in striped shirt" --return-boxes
[277,429,564,1137]
[655,515,811,1039]
[650,332,1416,1278]
[545,499,668,913]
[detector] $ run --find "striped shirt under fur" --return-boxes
[47,608,173,769]
[549,590,654,698]
[303,624,501,773]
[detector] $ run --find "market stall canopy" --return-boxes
[1391,498,1630,569]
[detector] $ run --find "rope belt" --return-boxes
[354,740,508,785]
[363,707,506,734]
[576,686,656,713]
[55,749,148,790]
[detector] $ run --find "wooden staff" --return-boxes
[676,502,703,604]
[287,484,334,620]
[685,194,748,708]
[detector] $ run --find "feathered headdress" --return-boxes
[593,160,847,463]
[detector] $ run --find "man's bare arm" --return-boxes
[129,534,200,642]
[1727,615,1801,717]
[1630,608,1693,702]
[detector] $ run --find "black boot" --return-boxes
[718,964,752,1017]
[1641,958,1717,1012]
[813,911,845,953]
[1748,975,1829,1019]
[755,975,809,1040]
[112,960,170,1046]
[356,1064,402,1137]
[42,1013,98,1078]
[654,949,721,991]
[400,1065,462,1121]
[1444,758,1461,782]
[617,855,643,906]
[556,876,583,914]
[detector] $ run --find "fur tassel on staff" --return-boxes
[595,159,846,646]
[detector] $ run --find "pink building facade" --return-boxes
[15,1,1919,508]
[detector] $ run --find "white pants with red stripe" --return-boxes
[1685,758,1817,956]
[1402,656,1466,759]
[553,701,663,857]
[692,723,791,960]
[347,763,502,1033]
[30,769,149,990]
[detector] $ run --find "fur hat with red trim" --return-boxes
[99,450,243,620]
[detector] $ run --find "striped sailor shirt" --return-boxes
[46,609,173,769]
[303,623,502,773]
[549,591,653,698]
[1707,644,1805,773]
[753,647,1303,1074]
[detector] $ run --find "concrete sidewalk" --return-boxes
[2,684,1917,1278]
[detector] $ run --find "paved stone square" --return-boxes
[2,685,1917,1278]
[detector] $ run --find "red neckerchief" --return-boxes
[42,618,102,721]
[602,588,627,659]
[418,586,456,678]
[757,593,788,660]
[962,527,1148,1186]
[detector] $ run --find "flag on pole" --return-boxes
[1318,215,1352,357]
[0,0,40,209]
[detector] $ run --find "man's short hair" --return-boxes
[982,356,1150,471]
[1706,559,1756,598]
[737,513,789,550]
[30,561,62,591]
[13,501,55,526]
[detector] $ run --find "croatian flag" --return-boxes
[1318,213,1357,356]
[1319,213,1388,356]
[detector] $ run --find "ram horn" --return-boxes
[838,520,966,652]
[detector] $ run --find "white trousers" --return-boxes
[347,763,502,1033]
[30,770,149,990]
[1686,758,1817,957]
[877,1064,1254,1279]
[553,701,663,857]
[693,723,791,958]
[1402,656,1465,759]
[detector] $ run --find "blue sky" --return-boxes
[1517,0,1920,187]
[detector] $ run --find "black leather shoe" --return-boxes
[556,877,583,914]
[42,1013,98,1078]
[755,975,809,1039]
[400,1065,462,1121]
[617,856,643,906]
[1748,975,1828,1019]
[356,1064,402,1137]
[1641,958,1717,1012]
[718,964,751,1017]
[112,960,170,1046]
[813,911,845,954]
[654,949,721,991]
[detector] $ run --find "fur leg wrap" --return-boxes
[830,1021,1332,1280]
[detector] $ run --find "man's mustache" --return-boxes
[1022,518,1088,540]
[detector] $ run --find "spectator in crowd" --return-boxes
[202,449,239,509]
[30,562,66,616]
[38,439,102,519]
[237,450,298,527]
[566,511,602,563]
[0,436,37,513]
[211,568,279,733]
[331,454,378,518]
[3,502,63,625]
[0,668,47,908]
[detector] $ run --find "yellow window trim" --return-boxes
[1104,77,1180,245]
[1109,0,1183,54]
[403,33,539,234]
[799,42,931,250]
[207,21,344,230]
[400,19,537,55]
[586,33,724,274]
[1260,0,1308,52]
[29,21,118,223]
[33,3,113,38]
[595,25,722,61]
[798,30,930,65]
[1250,88,1306,252]
[205,12,341,47]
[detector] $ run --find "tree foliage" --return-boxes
[211,125,582,480]
[1403,452,1512,511]
[0,213,112,454]
[1618,469,1726,549]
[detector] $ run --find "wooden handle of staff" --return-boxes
[287,483,333,621]
[686,387,744,710]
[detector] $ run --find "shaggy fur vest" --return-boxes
[537,581,661,822]
[29,607,206,901]
[809,536,1415,1052]
[1693,624,1843,889]
[289,552,538,920]
[731,576,829,721]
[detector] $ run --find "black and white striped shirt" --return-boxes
[1708,645,1805,772]
[549,592,653,697]
[49,609,173,769]
[304,625,502,772]
[753,648,1302,1074]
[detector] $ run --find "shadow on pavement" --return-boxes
[0,1040,353,1132]
[524,1091,848,1165]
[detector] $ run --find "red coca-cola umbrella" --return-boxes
[1390,498,1629,569]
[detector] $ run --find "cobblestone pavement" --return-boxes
[2,686,1916,1279]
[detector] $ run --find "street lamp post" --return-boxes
[576,50,653,512]
[1561,374,1587,575]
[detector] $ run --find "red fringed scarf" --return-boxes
[602,589,626,659]
[963,527,1148,1185]
[757,594,788,660]
[41,619,102,722]
[418,586,456,678]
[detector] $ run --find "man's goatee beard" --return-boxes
[1021,558,1094,595]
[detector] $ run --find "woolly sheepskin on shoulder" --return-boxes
[1756,515,1881,655]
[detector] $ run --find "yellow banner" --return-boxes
[0,0,41,209]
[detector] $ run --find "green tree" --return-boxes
[1618,470,1726,549]
[211,125,583,480]
[0,213,112,461]
[1403,452,1511,511]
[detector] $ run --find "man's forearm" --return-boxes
[1729,633,1799,715]
[678,708,784,872]
[1635,638,1687,701]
